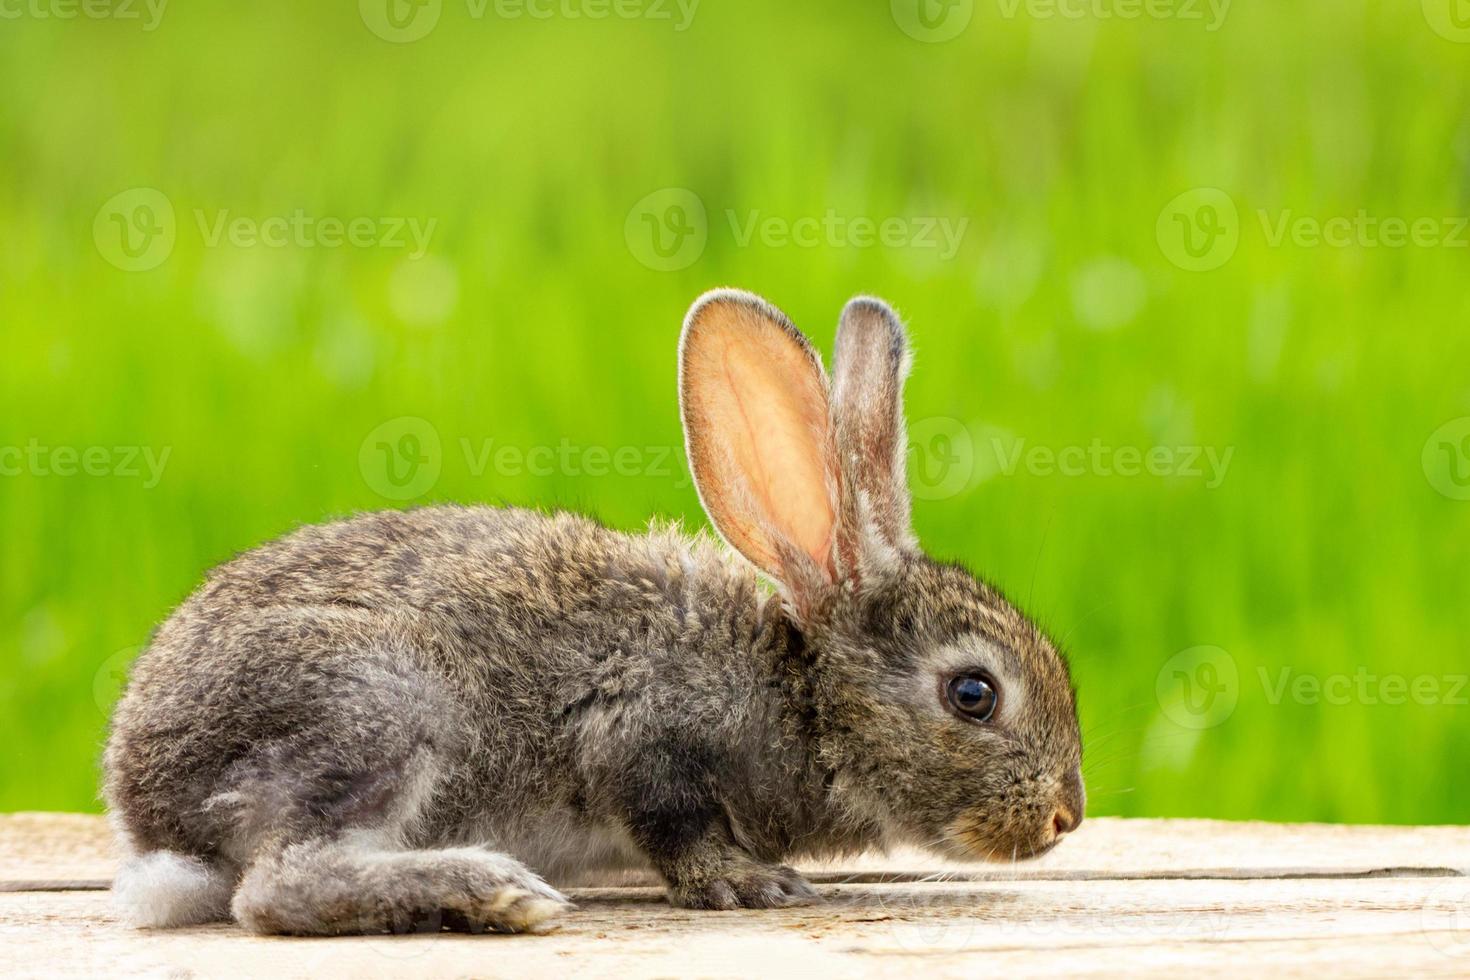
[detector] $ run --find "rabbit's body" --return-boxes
[106,505,875,932]
[106,290,1084,936]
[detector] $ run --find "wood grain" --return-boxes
[2,812,1467,978]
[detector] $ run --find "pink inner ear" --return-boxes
[683,302,837,582]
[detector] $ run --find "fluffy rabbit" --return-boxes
[104,289,1084,935]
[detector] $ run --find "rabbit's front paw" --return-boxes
[669,862,819,910]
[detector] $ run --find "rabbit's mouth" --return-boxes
[942,815,1067,863]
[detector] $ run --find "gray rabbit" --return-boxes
[104,289,1084,935]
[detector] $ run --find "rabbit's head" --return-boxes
[680,289,1084,862]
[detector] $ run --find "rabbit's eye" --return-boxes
[947,674,999,722]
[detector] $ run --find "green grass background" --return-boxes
[1,0,1467,822]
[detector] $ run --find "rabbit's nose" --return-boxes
[1052,767,1086,838]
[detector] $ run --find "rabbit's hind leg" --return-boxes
[225,732,570,936]
[230,833,570,936]
[211,652,569,936]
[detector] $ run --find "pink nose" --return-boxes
[1051,806,1080,837]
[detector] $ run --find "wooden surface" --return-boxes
[2,813,1468,978]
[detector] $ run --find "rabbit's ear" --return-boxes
[831,297,918,565]
[680,289,840,603]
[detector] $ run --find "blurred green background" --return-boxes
[1,0,1467,823]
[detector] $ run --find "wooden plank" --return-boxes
[2,813,1467,978]
[0,814,116,888]
[3,876,1469,978]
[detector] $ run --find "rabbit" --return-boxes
[103,288,1085,936]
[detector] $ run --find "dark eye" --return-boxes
[947,674,999,722]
